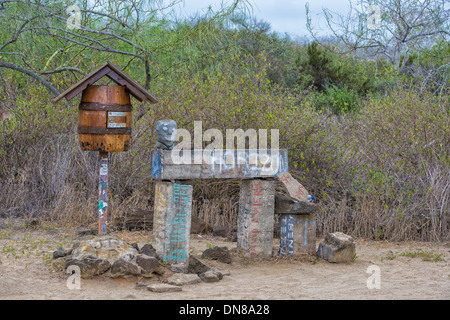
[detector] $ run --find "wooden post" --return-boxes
[98,151,109,235]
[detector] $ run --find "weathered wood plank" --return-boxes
[63,66,113,102]
[53,62,158,104]
[106,70,148,102]
[151,149,288,180]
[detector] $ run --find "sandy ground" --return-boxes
[0,220,449,300]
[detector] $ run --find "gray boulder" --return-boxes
[110,258,141,278]
[64,255,111,279]
[201,246,232,264]
[136,255,160,274]
[187,256,211,274]
[317,232,356,263]
[166,273,201,286]
[199,270,223,283]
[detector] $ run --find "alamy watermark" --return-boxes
[366,265,381,290]
[172,121,279,162]
[367,5,381,30]
[67,5,81,30]
[66,265,81,290]
[163,121,280,174]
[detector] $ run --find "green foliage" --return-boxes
[311,84,361,114]
[0,0,448,242]
[294,41,388,114]
[399,249,445,262]
[296,41,337,91]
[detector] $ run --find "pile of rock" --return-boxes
[57,236,162,279]
[54,236,231,292]
[139,249,231,292]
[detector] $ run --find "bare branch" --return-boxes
[306,0,450,64]
[0,61,60,96]
[38,31,143,59]
[41,67,84,75]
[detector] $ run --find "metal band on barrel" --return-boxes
[79,102,132,112]
[78,127,132,135]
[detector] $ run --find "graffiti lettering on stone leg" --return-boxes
[280,214,294,256]
[249,181,262,256]
[98,157,108,234]
[165,184,192,264]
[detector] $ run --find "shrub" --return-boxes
[311,84,362,114]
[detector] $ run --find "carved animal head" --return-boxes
[156,119,177,150]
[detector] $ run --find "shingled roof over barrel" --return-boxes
[52,61,158,104]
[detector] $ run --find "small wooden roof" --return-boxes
[52,61,158,104]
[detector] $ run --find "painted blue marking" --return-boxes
[279,214,294,256]
[151,150,162,179]
[303,220,308,246]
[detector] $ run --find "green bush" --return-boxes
[311,84,361,114]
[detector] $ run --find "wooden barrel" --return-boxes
[78,85,132,152]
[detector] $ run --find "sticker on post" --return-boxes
[107,111,127,128]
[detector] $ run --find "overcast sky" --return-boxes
[172,0,353,38]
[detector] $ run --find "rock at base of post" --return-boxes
[317,232,356,263]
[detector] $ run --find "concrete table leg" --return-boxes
[237,179,275,257]
[279,214,316,256]
[152,181,193,267]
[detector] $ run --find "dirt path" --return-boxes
[0,221,448,300]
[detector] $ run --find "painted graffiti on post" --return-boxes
[278,215,317,256]
[237,179,275,257]
[248,180,263,256]
[152,148,288,180]
[165,183,192,264]
[98,152,108,235]
[237,186,251,252]
[152,181,173,257]
[166,184,191,262]
[279,214,295,256]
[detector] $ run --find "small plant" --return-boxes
[0,231,10,239]
[381,251,396,262]
[399,249,445,262]
[206,242,216,250]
